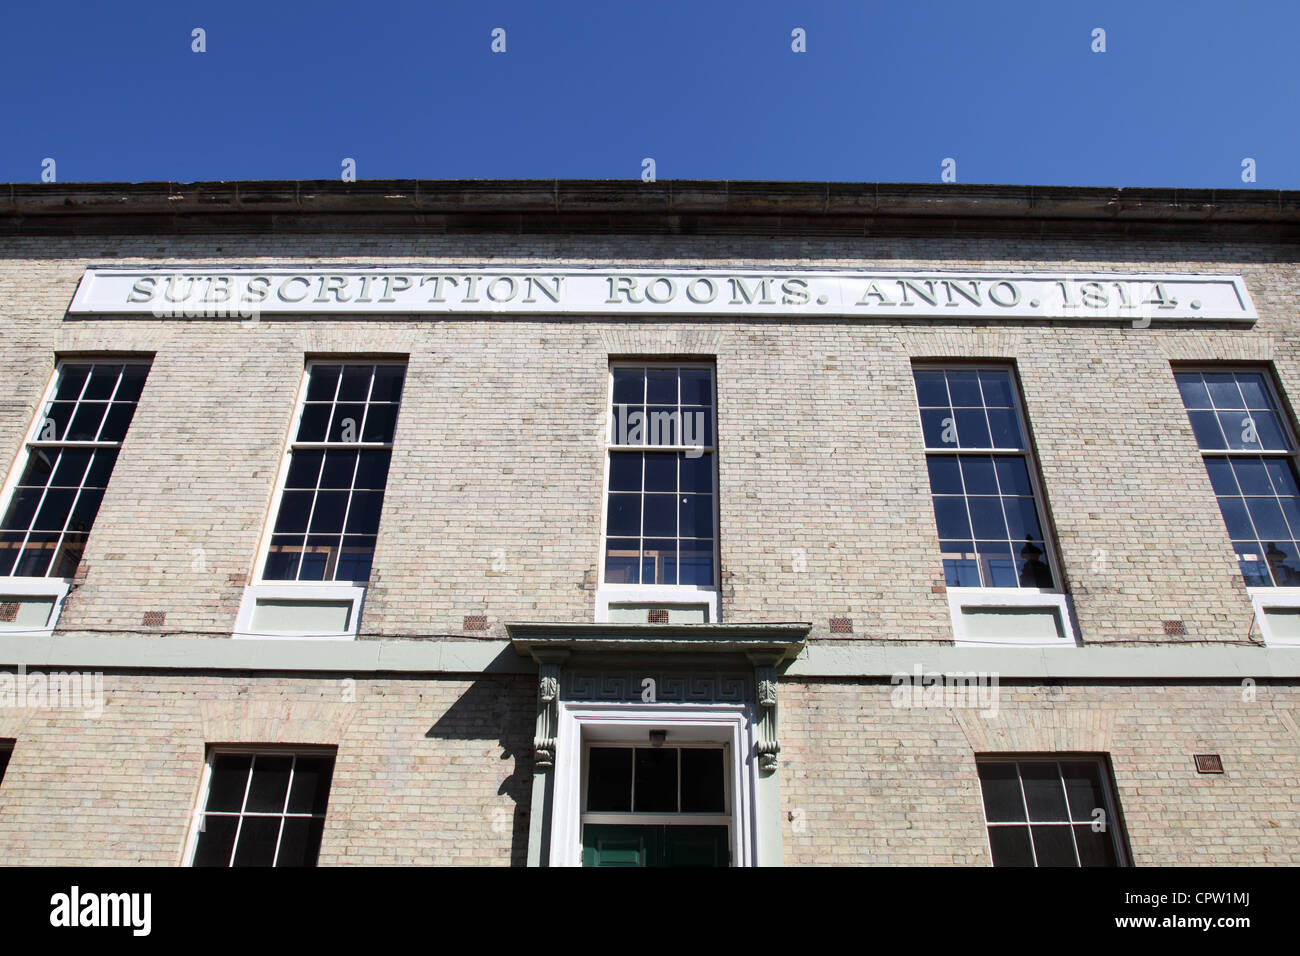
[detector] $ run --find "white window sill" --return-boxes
[1248,587,1300,647]
[946,588,1079,647]
[595,585,719,624]
[233,582,367,640]
[0,578,71,638]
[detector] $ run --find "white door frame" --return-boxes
[550,701,757,867]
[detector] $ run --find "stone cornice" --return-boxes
[3,180,1299,241]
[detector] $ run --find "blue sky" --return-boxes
[2,0,1294,187]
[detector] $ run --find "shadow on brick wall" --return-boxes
[426,676,534,867]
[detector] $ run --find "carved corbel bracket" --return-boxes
[749,652,784,775]
[531,650,569,769]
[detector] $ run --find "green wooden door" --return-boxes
[582,825,730,867]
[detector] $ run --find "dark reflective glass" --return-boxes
[644,454,676,493]
[286,756,335,814]
[604,539,640,584]
[273,491,313,534]
[308,492,348,534]
[926,457,963,495]
[987,826,1035,866]
[54,365,91,402]
[337,538,375,582]
[643,538,677,584]
[968,497,1008,539]
[50,449,92,487]
[206,755,253,812]
[361,405,399,444]
[932,498,972,539]
[586,748,632,812]
[275,818,325,867]
[947,370,983,407]
[32,489,75,531]
[1074,824,1118,866]
[337,366,373,402]
[960,456,998,495]
[606,495,640,537]
[1204,373,1244,408]
[1004,497,1043,541]
[1232,458,1274,496]
[679,495,713,538]
[678,541,713,586]
[633,748,678,813]
[1,487,43,531]
[83,365,121,400]
[681,749,724,813]
[353,450,391,489]
[679,369,713,405]
[66,402,108,441]
[329,404,366,442]
[67,488,105,532]
[611,368,644,405]
[84,449,118,488]
[52,533,88,577]
[296,404,330,442]
[1175,373,1210,409]
[642,495,676,537]
[913,370,949,408]
[1187,410,1225,449]
[345,491,384,535]
[920,408,954,447]
[245,756,293,813]
[1060,761,1107,821]
[979,370,1015,407]
[680,454,712,493]
[986,408,1023,448]
[1204,458,1239,495]
[192,816,239,867]
[645,369,678,405]
[306,365,341,402]
[1021,763,1068,820]
[370,366,406,403]
[231,817,281,867]
[320,451,358,489]
[954,408,991,448]
[977,762,1026,822]
[609,454,643,492]
[285,451,323,490]
[115,365,150,403]
[97,403,137,443]
[1030,825,1078,866]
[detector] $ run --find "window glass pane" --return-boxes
[932,498,972,540]
[940,543,979,587]
[611,368,644,405]
[1020,763,1068,820]
[1187,410,1225,450]
[1030,825,1078,866]
[954,408,991,448]
[361,404,399,443]
[913,370,949,407]
[968,497,1008,539]
[32,489,75,531]
[51,449,92,487]
[320,451,358,489]
[296,404,330,442]
[192,816,239,867]
[681,749,725,813]
[273,491,313,534]
[82,365,121,401]
[606,495,640,537]
[263,538,303,580]
[276,818,326,867]
[51,532,88,578]
[231,817,281,867]
[960,456,998,495]
[287,756,335,815]
[329,404,366,442]
[1246,497,1290,540]
[604,539,640,584]
[586,748,632,812]
[986,408,1023,449]
[645,368,678,405]
[305,365,341,402]
[337,536,376,581]
[1236,373,1271,409]
[680,369,713,405]
[115,365,150,403]
[679,454,713,493]
[642,495,676,537]
[97,403,137,443]
[1204,373,1243,408]
[643,454,676,493]
[308,491,348,533]
[1265,542,1300,586]
[1219,411,1257,450]
[53,365,91,402]
[609,454,643,492]
[987,826,1035,866]
[1060,761,1107,821]
[1016,540,1053,588]
[1232,458,1274,496]
[633,748,678,813]
[1003,497,1043,541]
[206,754,253,812]
[678,541,714,587]
[1234,542,1272,585]
[926,457,963,495]
[644,407,680,446]
[1250,412,1290,452]
[643,539,677,584]
[1074,824,1119,866]
[679,495,713,539]
[920,409,954,448]
[345,491,384,535]
[66,402,108,441]
[337,366,373,402]
[245,755,293,813]
[977,762,1026,822]
[68,488,105,533]
[1175,373,1210,409]
[285,451,323,489]
[979,370,1015,407]
[1204,458,1239,495]
[353,450,391,489]
[83,448,118,488]
[947,370,983,407]
[370,366,406,403]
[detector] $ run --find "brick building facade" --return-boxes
[0,180,1297,865]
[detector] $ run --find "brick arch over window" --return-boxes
[598,328,723,356]
[952,707,1116,754]
[199,700,354,746]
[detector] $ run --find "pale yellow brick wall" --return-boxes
[1,233,1296,644]
[0,671,1296,865]
[781,679,1300,866]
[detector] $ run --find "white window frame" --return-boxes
[550,702,756,867]
[1176,366,1300,647]
[912,363,1078,646]
[597,361,720,623]
[238,359,404,638]
[0,359,147,636]
[182,745,337,867]
[975,754,1129,867]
